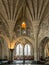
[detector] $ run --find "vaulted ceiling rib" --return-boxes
[0,0,49,40]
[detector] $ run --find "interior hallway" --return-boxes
[0,0,49,64]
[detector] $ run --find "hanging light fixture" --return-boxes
[21,0,26,29]
[21,21,26,29]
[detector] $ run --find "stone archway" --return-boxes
[39,37,49,60]
[13,36,34,60]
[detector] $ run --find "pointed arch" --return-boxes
[39,37,49,59]
[24,44,31,56]
[16,44,23,56]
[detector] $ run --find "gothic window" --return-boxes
[16,44,31,56]
[24,44,31,56]
[16,44,23,56]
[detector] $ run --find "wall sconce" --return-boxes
[8,43,14,63]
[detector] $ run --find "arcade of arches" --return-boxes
[0,0,49,62]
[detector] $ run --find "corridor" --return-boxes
[0,0,49,64]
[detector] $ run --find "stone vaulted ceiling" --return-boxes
[0,0,49,42]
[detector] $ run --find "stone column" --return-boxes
[34,34,38,61]
[33,21,39,61]
[9,49,14,62]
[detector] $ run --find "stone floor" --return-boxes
[0,60,48,65]
[2,64,44,65]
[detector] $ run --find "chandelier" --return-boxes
[21,0,26,29]
[21,21,26,29]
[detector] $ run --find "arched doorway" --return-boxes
[39,37,49,60]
